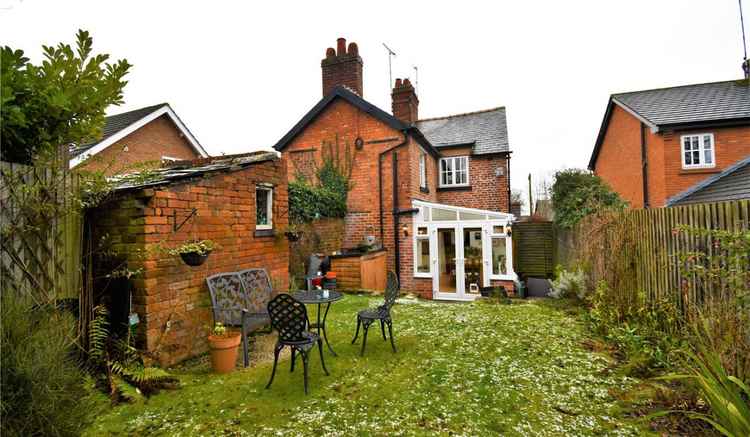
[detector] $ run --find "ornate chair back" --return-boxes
[267,294,309,343]
[206,273,250,326]
[381,271,399,314]
[238,268,273,314]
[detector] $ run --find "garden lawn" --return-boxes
[87,296,650,436]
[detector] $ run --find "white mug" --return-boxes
[322,289,330,298]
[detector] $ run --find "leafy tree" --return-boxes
[1,30,131,164]
[551,169,626,228]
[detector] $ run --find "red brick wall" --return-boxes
[594,104,750,207]
[78,114,202,176]
[90,158,289,366]
[436,147,510,212]
[593,105,645,208]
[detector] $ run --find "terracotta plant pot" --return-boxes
[208,332,241,374]
[180,250,211,266]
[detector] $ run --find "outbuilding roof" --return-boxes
[416,107,509,155]
[110,152,278,193]
[666,155,750,206]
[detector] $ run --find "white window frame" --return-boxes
[439,156,470,187]
[488,227,513,280]
[681,133,715,169]
[413,225,432,278]
[255,185,273,230]
[419,153,427,189]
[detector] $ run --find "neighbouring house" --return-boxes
[275,38,515,301]
[71,103,208,175]
[89,152,288,365]
[589,79,750,208]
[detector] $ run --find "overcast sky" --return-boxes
[2,1,746,211]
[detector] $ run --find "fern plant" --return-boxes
[88,305,176,402]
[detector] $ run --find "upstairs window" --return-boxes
[419,153,427,189]
[681,133,715,169]
[256,185,273,230]
[439,156,469,187]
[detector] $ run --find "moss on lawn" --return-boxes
[86,296,652,436]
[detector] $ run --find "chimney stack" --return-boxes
[321,37,364,97]
[391,78,419,124]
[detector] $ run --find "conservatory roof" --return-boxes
[413,200,514,222]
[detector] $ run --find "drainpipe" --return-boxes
[506,152,512,213]
[378,131,408,285]
[392,150,401,285]
[378,131,409,241]
[640,122,650,208]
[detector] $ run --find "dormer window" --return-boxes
[681,133,715,169]
[439,156,469,187]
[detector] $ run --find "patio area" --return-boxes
[86,295,647,436]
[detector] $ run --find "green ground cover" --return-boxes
[87,295,652,436]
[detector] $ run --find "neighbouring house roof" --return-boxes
[589,79,750,169]
[69,103,209,168]
[110,152,278,193]
[416,107,509,155]
[666,155,750,206]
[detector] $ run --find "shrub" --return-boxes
[550,169,626,229]
[548,266,587,299]
[1,294,100,436]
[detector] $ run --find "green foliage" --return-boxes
[550,169,626,228]
[1,293,101,436]
[167,239,217,256]
[1,29,131,164]
[289,155,350,224]
[548,265,587,299]
[88,306,176,403]
[658,321,750,437]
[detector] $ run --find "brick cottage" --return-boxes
[274,38,516,300]
[90,153,288,365]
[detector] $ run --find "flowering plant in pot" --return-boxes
[207,322,241,374]
[168,239,217,266]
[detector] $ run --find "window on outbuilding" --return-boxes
[256,185,273,230]
[439,156,469,187]
[681,133,715,169]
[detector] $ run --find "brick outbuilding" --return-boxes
[90,152,288,365]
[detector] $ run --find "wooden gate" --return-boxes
[512,221,555,279]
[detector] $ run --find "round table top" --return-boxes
[292,289,343,304]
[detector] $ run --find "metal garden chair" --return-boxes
[265,293,329,394]
[206,272,270,367]
[351,271,399,356]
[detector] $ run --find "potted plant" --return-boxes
[169,239,216,266]
[207,322,241,374]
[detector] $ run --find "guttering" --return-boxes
[378,131,409,241]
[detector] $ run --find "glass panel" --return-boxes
[459,211,486,221]
[704,149,712,164]
[684,151,692,165]
[417,226,428,236]
[492,237,508,275]
[463,227,483,294]
[493,225,505,234]
[691,136,699,149]
[437,229,456,293]
[693,150,700,164]
[416,238,430,273]
[432,208,457,221]
[703,135,712,148]
[256,189,269,226]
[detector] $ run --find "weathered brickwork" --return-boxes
[594,105,750,208]
[90,158,289,365]
[77,114,201,176]
[436,146,510,212]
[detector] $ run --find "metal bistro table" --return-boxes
[292,289,343,356]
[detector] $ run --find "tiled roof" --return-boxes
[613,79,750,128]
[110,152,278,192]
[416,107,509,155]
[667,155,750,205]
[71,103,169,157]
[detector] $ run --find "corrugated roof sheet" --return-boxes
[416,107,509,155]
[110,152,278,192]
[613,79,750,127]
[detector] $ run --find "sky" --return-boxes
[2,0,747,213]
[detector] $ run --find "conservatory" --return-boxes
[412,200,516,301]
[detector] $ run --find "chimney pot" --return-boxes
[347,42,358,56]
[395,78,403,87]
[321,38,364,97]
[326,47,336,58]
[337,38,346,55]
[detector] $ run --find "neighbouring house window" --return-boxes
[419,153,427,189]
[416,234,430,274]
[681,133,715,169]
[256,186,273,230]
[439,156,469,187]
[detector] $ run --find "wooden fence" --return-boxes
[0,160,80,302]
[563,200,749,312]
[513,221,556,279]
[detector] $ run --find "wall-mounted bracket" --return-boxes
[173,208,198,232]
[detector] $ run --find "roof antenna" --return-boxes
[382,43,397,89]
[413,65,419,95]
[740,0,749,78]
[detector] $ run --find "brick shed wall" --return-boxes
[78,114,202,176]
[90,158,289,366]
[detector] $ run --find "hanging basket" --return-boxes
[180,250,211,266]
